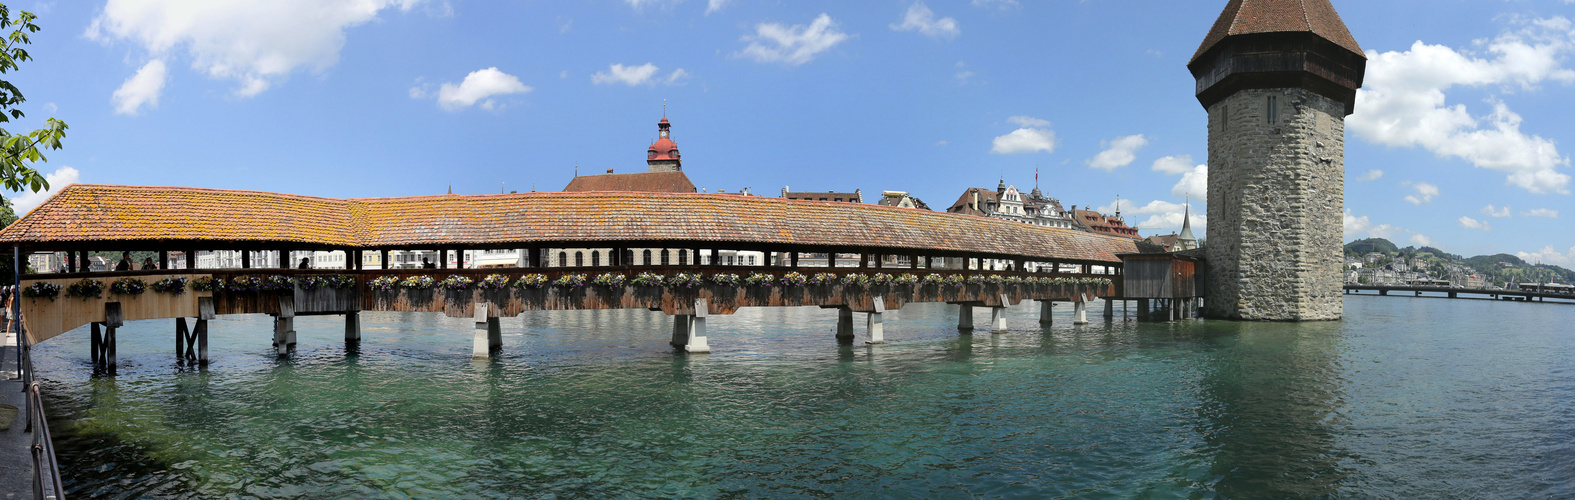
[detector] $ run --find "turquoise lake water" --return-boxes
[31,295,1575,498]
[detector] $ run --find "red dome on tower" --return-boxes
[646,115,681,172]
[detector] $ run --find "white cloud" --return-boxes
[1151,155,1194,175]
[592,63,659,86]
[737,14,851,66]
[706,0,730,15]
[971,0,1018,9]
[12,166,80,216]
[1357,169,1384,181]
[1348,19,1575,194]
[1345,210,1411,241]
[1522,208,1560,218]
[1410,234,1436,247]
[991,116,1055,154]
[1403,181,1439,205]
[1518,245,1575,266]
[111,59,167,115]
[87,0,425,98]
[1007,115,1050,128]
[1099,199,1204,233]
[42,102,57,114]
[891,2,959,40]
[432,67,531,111]
[1172,164,1208,202]
[1086,134,1147,171]
[1482,204,1513,218]
[1459,216,1493,230]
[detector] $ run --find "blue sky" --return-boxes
[7,0,1575,265]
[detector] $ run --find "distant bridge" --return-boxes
[1344,284,1575,305]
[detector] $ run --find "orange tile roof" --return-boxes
[562,171,696,193]
[1192,0,1364,63]
[1,184,1140,263]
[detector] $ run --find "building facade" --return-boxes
[945,179,1075,229]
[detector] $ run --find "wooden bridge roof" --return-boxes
[0,184,1140,263]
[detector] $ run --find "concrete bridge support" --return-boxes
[346,312,361,343]
[1073,301,1089,325]
[472,303,501,358]
[836,307,855,344]
[1039,301,1053,325]
[989,306,1008,334]
[685,299,710,353]
[866,297,886,344]
[670,315,691,349]
[957,305,974,332]
[273,296,296,357]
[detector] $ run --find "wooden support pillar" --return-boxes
[90,322,101,367]
[827,252,837,268]
[67,251,77,273]
[791,252,800,269]
[440,249,448,269]
[176,317,188,359]
[158,250,168,270]
[1104,299,1114,320]
[709,248,718,267]
[860,253,869,269]
[910,255,919,270]
[186,249,197,269]
[457,249,466,269]
[1138,299,1150,321]
[874,253,883,269]
[242,250,251,269]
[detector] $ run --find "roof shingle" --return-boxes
[1192,0,1363,62]
[1,185,1140,263]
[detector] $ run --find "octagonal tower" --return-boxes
[1189,0,1366,321]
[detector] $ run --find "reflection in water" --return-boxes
[29,298,1575,497]
[1193,321,1353,496]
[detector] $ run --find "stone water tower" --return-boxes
[1188,0,1365,321]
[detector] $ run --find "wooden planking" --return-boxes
[19,274,210,344]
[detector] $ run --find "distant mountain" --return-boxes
[1344,238,1398,255]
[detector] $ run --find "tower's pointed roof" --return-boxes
[1178,203,1196,242]
[1191,0,1363,63]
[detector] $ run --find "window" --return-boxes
[574,251,583,267]
[642,249,652,265]
[591,251,600,267]
[558,251,568,267]
[1221,104,1229,129]
[1266,96,1278,124]
[748,256,756,266]
[661,250,670,265]
[726,256,734,265]
[679,250,688,266]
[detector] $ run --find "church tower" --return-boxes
[646,117,681,173]
[1189,0,1365,321]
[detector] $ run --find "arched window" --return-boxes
[679,250,688,266]
[575,251,584,267]
[558,251,567,267]
[592,251,600,267]
[624,250,634,265]
[661,250,670,266]
[643,249,652,266]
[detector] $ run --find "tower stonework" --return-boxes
[1189,0,1365,321]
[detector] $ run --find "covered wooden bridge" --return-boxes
[2,184,1140,369]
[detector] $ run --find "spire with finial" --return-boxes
[1178,195,1197,249]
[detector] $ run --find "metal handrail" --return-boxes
[28,382,64,500]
